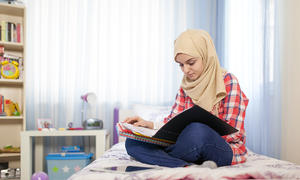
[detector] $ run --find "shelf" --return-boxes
[0,41,23,51]
[23,130,107,137]
[0,153,20,165]
[0,3,24,16]
[0,153,20,158]
[0,79,23,86]
[0,116,23,120]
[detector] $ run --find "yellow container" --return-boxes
[4,100,15,116]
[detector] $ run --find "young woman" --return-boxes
[124,29,249,168]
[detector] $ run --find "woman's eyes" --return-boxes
[179,61,195,67]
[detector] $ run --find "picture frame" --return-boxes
[36,118,53,129]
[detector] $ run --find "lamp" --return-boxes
[80,93,103,130]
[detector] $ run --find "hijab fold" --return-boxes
[174,29,226,113]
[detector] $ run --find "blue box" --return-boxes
[46,152,93,180]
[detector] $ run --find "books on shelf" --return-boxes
[0,94,4,116]
[0,20,22,43]
[117,106,238,147]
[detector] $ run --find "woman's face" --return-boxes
[175,53,203,81]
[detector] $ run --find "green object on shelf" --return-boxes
[13,111,20,116]
[4,145,13,149]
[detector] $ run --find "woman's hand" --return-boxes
[123,116,154,129]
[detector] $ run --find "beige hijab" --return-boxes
[174,29,227,113]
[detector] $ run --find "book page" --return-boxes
[120,122,158,137]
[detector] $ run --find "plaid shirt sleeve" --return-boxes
[221,73,249,165]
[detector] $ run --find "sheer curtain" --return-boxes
[23,0,222,146]
[25,0,179,132]
[224,0,281,158]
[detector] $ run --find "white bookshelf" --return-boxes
[0,3,26,171]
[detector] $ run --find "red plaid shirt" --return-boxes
[163,72,249,165]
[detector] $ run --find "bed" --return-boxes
[69,105,300,180]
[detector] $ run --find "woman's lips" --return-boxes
[187,74,194,78]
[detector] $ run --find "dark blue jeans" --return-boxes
[125,123,233,167]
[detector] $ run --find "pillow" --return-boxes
[132,104,172,123]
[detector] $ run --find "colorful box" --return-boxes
[46,152,93,180]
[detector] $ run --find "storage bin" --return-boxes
[46,152,93,180]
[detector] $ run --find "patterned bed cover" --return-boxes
[69,142,300,180]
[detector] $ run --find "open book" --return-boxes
[117,105,238,147]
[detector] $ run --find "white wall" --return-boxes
[279,0,300,165]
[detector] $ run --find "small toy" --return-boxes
[68,122,73,128]
[13,111,20,116]
[31,171,49,180]
[1,60,19,79]
[3,99,20,116]
[67,122,83,130]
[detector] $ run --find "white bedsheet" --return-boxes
[69,142,300,180]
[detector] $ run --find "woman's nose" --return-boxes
[183,65,190,74]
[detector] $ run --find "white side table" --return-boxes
[20,130,109,180]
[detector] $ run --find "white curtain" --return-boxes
[25,0,179,131]
[24,0,221,145]
[224,0,281,158]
